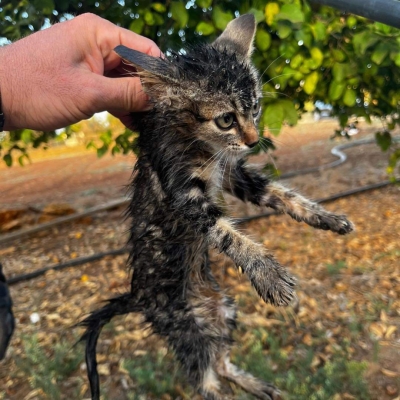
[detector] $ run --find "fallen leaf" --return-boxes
[385,325,397,339]
[302,333,313,346]
[369,323,385,339]
[381,368,400,378]
[97,364,110,376]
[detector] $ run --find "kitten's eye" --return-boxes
[215,113,235,130]
[252,100,261,117]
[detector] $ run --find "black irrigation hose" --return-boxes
[0,198,129,246]
[310,0,400,30]
[3,136,400,285]
[7,248,129,285]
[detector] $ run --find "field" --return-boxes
[0,118,399,400]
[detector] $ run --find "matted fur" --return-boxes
[80,15,353,400]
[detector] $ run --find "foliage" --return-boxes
[1,0,400,173]
[14,334,83,400]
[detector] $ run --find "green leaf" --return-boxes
[311,21,327,41]
[212,6,233,31]
[331,49,346,62]
[153,13,164,25]
[290,54,303,69]
[280,100,298,125]
[295,29,312,48]
[32,0,54,14]
[353,31,379,55]
[391,52,400,67]
[196,0,212,8]
[97,145,108,158]
[111,145,121,155]
[332,63,353,82]
[263,103,284,135]
[21,130,32,144]
[151,3,166,13]
[343,88,357,107]
[346,16,357,29]
[279,41,298,58]
[144,10,155,26]
[371,43,390,65]
[374,22,392,34]
[276,4,304,24]
[100,130,112,146]
[265,2,280,26]
[310,47,324,69]
[248,8,264,24]
[277,21,292,39]
[129,18,144,34]
[255,29,271,52]
[195,22,215,36]
[171,2,188,29]
[375,131,392,151]
[18,154,30,166]
[339,114,349,128]
[3,153,12,167]
[86,141,96,151]
[329,81,346,101]
[303,71,319,94]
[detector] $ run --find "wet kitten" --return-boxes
[80,14,353,400]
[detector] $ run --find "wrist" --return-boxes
[0,45,23,131]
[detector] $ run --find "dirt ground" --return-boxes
[0,118,399,400]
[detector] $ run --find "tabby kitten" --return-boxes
[81,14,353,400]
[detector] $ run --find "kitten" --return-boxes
[80,14,353,400]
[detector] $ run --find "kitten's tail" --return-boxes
[79,294,140,400]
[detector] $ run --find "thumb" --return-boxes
[93,75,151,113]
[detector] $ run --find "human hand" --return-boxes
[0,13,161,131]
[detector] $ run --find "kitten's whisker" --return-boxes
[264,73,295,86]
[258,54,285,82]
[261,91,290,98]
[179,138,201,160]
[191,150,224,179]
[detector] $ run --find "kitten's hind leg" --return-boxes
[211,295,281,400]
[263,182,354,235]
[216,351,281,400]
[147,291,225,400]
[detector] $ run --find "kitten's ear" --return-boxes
[114,45,177,82]
[212,14,256,58]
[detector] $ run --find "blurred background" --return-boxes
[0,1,399,399]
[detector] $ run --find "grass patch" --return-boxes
[325,260,347,276]
[233,328,370,400]
[123,350,190,400]
[15,334,83,400]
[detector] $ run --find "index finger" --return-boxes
[95,18,162,71]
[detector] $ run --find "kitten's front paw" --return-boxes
[312,213,354,235]
[244,255,296,307]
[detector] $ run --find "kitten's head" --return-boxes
[116,14,261,155]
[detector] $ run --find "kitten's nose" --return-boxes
[246,140,259,148]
